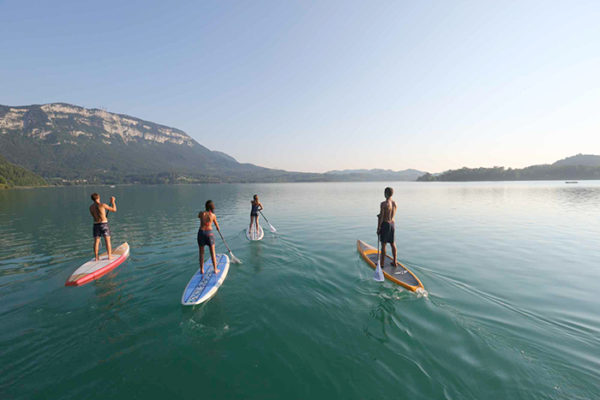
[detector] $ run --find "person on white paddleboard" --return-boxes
[377,187,399,267]
[89,193,117,261]
[249,194,263,234]
[198,200,221,274]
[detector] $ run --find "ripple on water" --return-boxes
[1,183,600,399]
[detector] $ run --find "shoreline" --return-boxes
[2,178,597,190]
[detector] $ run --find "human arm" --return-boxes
[104,197,117,213]
[258,202,263,211]
[213,215,221,232]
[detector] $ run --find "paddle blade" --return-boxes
[267,223,277,233]
[230,252,242,264]
[374,259,384,282]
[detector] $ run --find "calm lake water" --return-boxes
[1,182,599,399]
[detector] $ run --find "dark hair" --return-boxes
[253,194,258,200]
[91,193,99,201]
[205,200,215,211]
[384,187,393,198]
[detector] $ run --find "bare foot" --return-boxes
[95,258,100,262]
[200,268,204,274]
[214,269,220,274]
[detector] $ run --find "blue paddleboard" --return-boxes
[181,254,230,305]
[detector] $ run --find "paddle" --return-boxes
[374,217,384,282]
[217,230,242,264]
[259,210,277,233]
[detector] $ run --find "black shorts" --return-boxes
[93,223,111,238]
[379,221,395,244]
[197,229,215,247]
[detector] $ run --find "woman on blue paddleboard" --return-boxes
[198,200,221,274]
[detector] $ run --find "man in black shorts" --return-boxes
[89,193,117,261]
[377,187,398,267]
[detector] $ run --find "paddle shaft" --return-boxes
[258,210,271,224]
[216,229,234,254]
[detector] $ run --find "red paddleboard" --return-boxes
[65,242,130,286]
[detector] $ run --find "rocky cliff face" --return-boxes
[0,103,297,184]
[0,103,195,146]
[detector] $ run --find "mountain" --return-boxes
[0,103,316,184]
[418,155,600,181]
[552,154,600,167]
[324,168,425,181]
[0,103,428,184]
[0,154,47,188]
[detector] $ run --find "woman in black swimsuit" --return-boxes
[249,194,263,234]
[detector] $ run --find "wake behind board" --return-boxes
[246,225,264,241]
[66,242,130,286]
[356,240,424,292]
[181,254,230,305]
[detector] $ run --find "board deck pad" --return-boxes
[366,252,419,287]
[65,242,129,286]
[182,254,230,305]
[356,240,424,291]
[246,225,264,241]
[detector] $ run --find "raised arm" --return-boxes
[258,202,264,211]
[104,196,117,213]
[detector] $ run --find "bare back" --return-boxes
[380,199,397,223]
[199,211,216,230]
[90,202,108,223]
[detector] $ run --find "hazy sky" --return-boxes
[1,1,599,172]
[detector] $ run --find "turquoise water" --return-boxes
[1,182,599,399]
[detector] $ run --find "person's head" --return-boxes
[205,200,215,212]
[253,194,258,201]
[384,187,393,199]
[91,193,100,202]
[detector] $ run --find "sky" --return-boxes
[1,1,599,173]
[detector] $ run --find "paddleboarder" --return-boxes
[89,193,117,261]
[198,200,221,274]
[249,194,263,234]
[377,187,398,267]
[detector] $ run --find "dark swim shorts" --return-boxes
[93,222,111,238]
[379,221,395,243]
[197,229,215,247]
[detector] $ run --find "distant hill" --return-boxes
[0,154,47,188]
[324,168,425,181]
[418,154,600,182]
[553,154,600,167]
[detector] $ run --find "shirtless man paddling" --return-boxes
[197,200,221,274]
[377,187,398,267]
[89,193,117,261]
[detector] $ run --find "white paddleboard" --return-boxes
[66,242,130,286]
[246,225,264,241]
[181,254,230,305]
